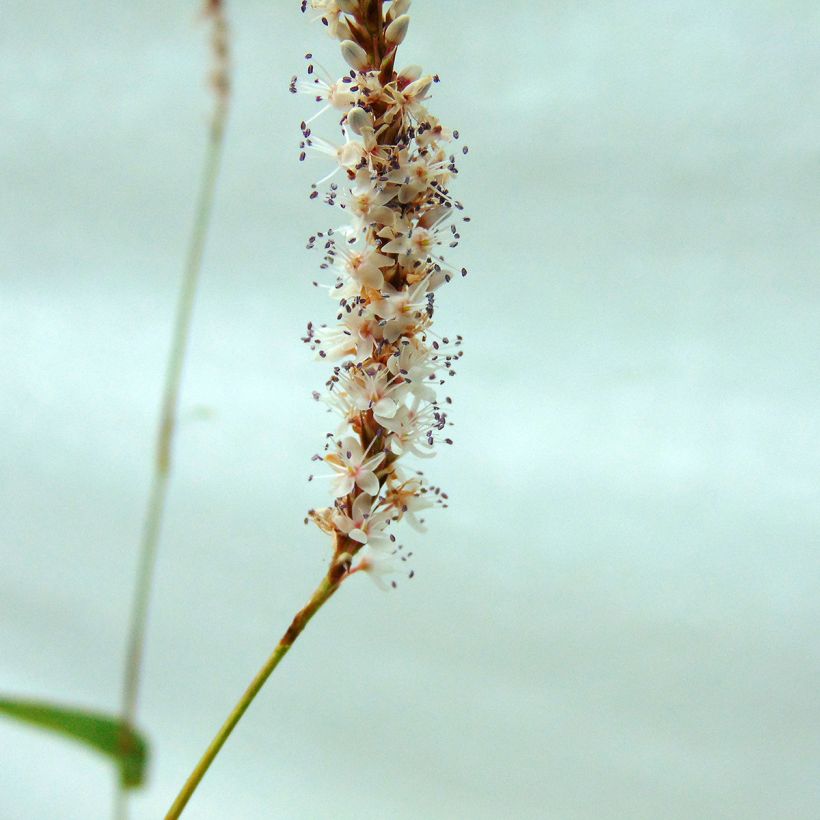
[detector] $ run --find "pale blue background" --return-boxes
[1,1,819,818]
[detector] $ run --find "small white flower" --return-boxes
[304,129,364,184]
[380,398,438,458]
[338,242,394,290]
[325,436,385,497]
[355,365,409,422]
[308,1,351,40]
[346,169,398,228]
[315,309,383,361]
[298,73,355,124]
[388,337,438,401]
[333,493,393,549]
[350,550,403,590]
[384,475,434,532]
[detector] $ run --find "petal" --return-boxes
[366,533,392,553]
[374,397,398,419]
[406,512,428,533]
[381,237,407,255]
[356,471,380,496]
[359,266,384,289]
[375,188,398,206]
[334,515,354,534]
[370,252,395,269]
[361,451,386,471]
[342,436,364,462]
[352,492,374,520]
[349,527,369,544]
[333,474,356,498]
[369,206,397,228]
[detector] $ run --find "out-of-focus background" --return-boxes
[2,1,819,817]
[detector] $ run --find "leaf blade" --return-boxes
[0,697,148,788]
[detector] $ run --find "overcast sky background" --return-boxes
[2,1,819,818]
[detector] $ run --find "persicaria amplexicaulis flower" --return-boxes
[295,0,468,588]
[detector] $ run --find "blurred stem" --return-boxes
[115,102,229,820]
[164,573,342,819]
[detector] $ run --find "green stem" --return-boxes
[115,106,228,820]
[164,574,341,819]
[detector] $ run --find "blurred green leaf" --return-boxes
[0,697,148,788]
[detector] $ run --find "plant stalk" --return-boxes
[115,104,229,820]
[164,573,341,819]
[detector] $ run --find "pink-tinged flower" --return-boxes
[314,310,383,361]
[348,364,409,424]
[325,436,385,497]
[333,493,393,549]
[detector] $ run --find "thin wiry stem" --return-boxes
[115,83,230,820]
[164,572,343,819]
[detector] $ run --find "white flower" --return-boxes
[346,169,398,228]
[325,436,385,497]
[350,548,407,590]
[386,147,451,204]
[308,1,351,40]
[380,222,442,264]
[334,240,394,290]
[304,130,364,184]
[353,365,409,423]
[380,397,438,458]
[315,309,383,361]
[333,493,393,549]
[372,278,431,342]
[387,337,438,401]
[298,73,355,124]
[383,476,434,532]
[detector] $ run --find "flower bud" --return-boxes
[385,14,410,45]
[346,106,373,135]
[389,0,412,18]
[340,39,369,71]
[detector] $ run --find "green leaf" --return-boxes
[0,697,148,788]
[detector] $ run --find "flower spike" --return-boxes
[296,0,468,584]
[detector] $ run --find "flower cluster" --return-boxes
[295,0,468,587]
